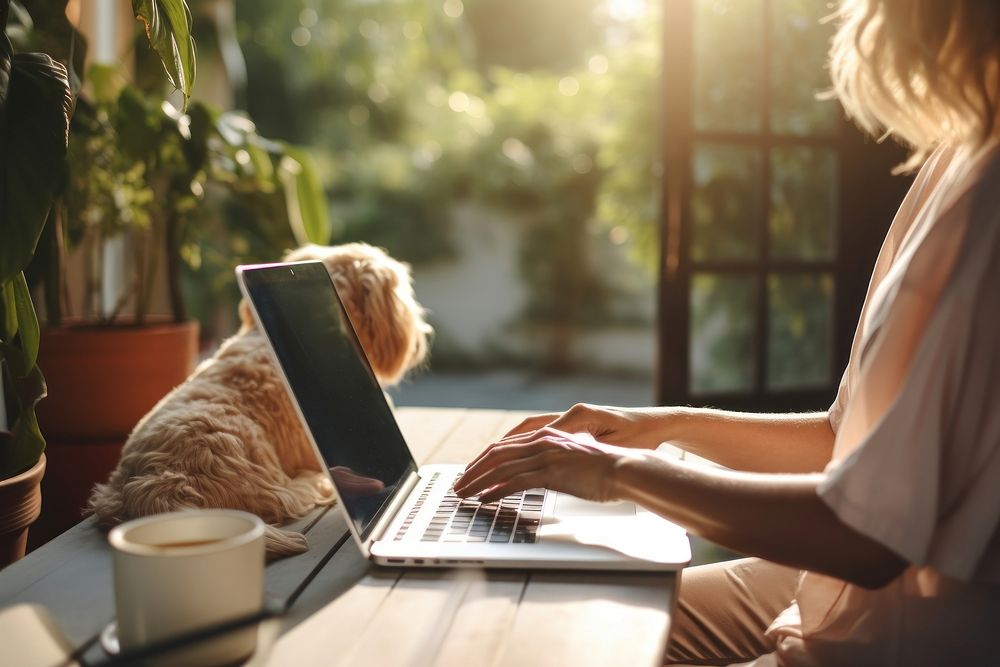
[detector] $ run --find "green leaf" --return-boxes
[1,3,14,257]
[182,101,212,171]
[0,356,46,478]
[278,146,332,246]
[215,111,256,147]
[1,279,16,342]
[87,62,124,105]
[11,272,37,369]
[245,141,274,185]
[214,111,278,188]
[0,274,46,477]
[132,0,196,109]
[19,0,88,88]
[116,84,160,160]
[0,52,72,286]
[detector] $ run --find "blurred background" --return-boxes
[176,0,908,418]
[9,0,917,558]
[189,0,668,405]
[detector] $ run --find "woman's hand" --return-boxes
[497,403,670,451]
[453,427,642,503]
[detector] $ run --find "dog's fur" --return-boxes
[87,243,431,558]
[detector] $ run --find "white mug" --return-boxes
[109,509,266,666]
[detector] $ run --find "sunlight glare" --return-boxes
[607,0,645,22]
[443,0,464,18]
[559,77,581,96]
[299,8,318,28]
[467,96,487,118]
[291,26,311,46]
[572,154,594,174]
[609,226,630,244]
[502,138,534,167]
[448,91,471,113]
[368,82,390,104]
[588,54,610,74]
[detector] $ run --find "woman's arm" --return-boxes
[616,453,904,588]
[664,408,835,473]
[454,434,905,589]
[489,404,835,473]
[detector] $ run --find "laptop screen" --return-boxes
[239,261,417,540]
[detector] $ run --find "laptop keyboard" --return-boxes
[393,472,545,544]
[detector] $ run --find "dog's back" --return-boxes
[86,243,432,559]
[87,330,334,557]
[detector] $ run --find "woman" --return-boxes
[455,1,1000,664]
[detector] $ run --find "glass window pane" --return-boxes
[690,273,757,393]
[769,147,836,260]
[767,273,832,389]
[692,144,762,261]
[770,0,839,135]
[694,0,763,132]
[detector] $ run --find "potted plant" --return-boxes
[4,0,331,553]
[0,0,72,566]
[36,66,331,435]
[0,0,202,555]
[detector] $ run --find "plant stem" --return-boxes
[166,207,186,323]
[83,231,96,321]
[53,199,73,326]
[45,204,66,327]
[0,364,7,432]
[138,216,161,326]
[135,225,147,326]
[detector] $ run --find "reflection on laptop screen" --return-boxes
[241,261,416,540]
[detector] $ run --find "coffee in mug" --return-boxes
[109,509,266,666]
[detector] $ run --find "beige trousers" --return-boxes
[665,558,800,666]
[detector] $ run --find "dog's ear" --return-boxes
[331,255,431,387]
[280,244,321,262]
[276,242,432,386]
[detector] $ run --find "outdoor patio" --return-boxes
[5,0,981,664]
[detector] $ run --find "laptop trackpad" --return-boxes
[554,495,636,518]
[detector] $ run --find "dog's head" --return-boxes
[239,243,432,386]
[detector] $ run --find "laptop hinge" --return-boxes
[366,467,422,550]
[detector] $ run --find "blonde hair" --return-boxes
[830,0,1000,168]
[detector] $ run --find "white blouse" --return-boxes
[763,142,1000,666]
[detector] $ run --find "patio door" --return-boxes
[656,0,912,411]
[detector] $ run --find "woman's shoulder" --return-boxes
[898,143,1000,293]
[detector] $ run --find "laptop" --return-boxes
[236,260,690,571]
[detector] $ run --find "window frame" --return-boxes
[655,0,911,411]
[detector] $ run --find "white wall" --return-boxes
[412,202,657,375]
[412,201,529,358]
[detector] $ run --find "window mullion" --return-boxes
[656,0,695,405]
[753,0,773,395]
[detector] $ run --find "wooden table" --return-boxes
[0,407,681,666]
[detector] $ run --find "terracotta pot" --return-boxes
[0,454,46,569]
[36,320,199,440]
[27,321,199,550]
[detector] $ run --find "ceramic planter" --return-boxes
[29,321,199,548]
[0,454,46,569]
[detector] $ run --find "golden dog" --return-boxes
[87,243,431,558]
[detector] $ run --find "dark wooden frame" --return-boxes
[655,0,912,411]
